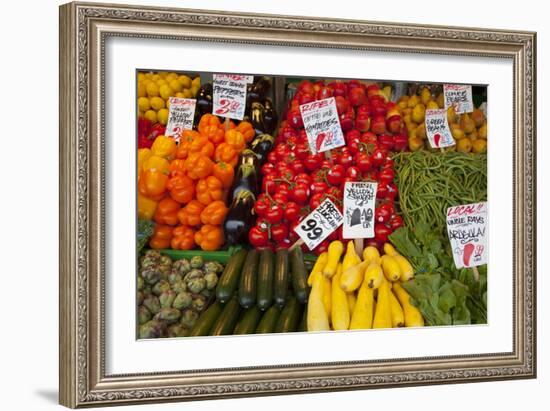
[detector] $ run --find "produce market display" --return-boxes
[136,70,488,339]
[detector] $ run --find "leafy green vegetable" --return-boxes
[137,219,155,254]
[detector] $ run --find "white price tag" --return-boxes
[165,98,196,140]
[300,97,345,154]
[443,84,474,114]
[446,202,488,269]
[294,199,344,250]
[343,181,377,239]
[212,74,250,120]
[425,109,456,148]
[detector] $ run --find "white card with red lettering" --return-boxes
[212,74,251,120]
[425,109,455,148]
[446,202,487,269]
[165,97,196,140]
[443,84,474,114]
[300,97,345,154]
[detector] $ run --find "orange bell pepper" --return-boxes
[214,143,238,167]
[171,225,196,250]
[137,192,157,220]
[177,200,204,227]
[198,114,225,145]
[200,200,229,225]
[168,159,187,176]
[224,129,246,152]
[185,153,214,180]
[149,224,173,249]
[143,155,170,174]
[138,169,168,201]
[236,121,255,143]
[166,174,195,204]
[194,224,224,251]
[189,135,215,158]
[151,135,177,159]
[196,176,223,205]
[154,197,181,226]
[212,161,234,189]
[175,130,201,160]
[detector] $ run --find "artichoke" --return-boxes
[173,291,193,310]
[140,250,161,269]
[204,271,218,290]
[172,258,191,275]
[188,277,206,294]
[167,324,190,338]
[137,275,144,291]
[141,267,162,285]
[172,280,187,294]
[159,290,176,308]
[142,294,161,315]
[184,269,203,283]
[153,280,171,296]
[139,320,166,339]
[190,255,204,269]
[138,305,152,324]
[137,291,144,306]
[204,261,223,274]
[180,309,199,328]
[200,289,211,298]
[191,295,207,312]
[154,307,181,324]
[159,255,173,276]
[168,272,183,285]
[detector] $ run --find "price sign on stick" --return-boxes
[443,84,474,114]
[343,181,377,239]
[212,74,252,120]
[425,108,455,148]
[446,201,488,270]
[165,97,196,140]
[300,97,345,154]
[294,199,343,250]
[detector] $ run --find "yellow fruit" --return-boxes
[446,106,458,124]
[159,84,173,100]
[383,243,398,256]
[416,123,427,140]
[393,254,414,282]
[347,292,357,316]
[364,262,384,289]
[420,87,432,105]
[362,246,381,265]
[398,100,408,110]
[157,108,169,125]
[436,93,445,108]
[165,72,177,81]
[143,110,157,123]
[456,137,472,153]
[150,96,165,111]
[169,79,183,93]
[331,265,350,330]
[137,82,147,98]
[407,94,419,108]
[471,108,485,127]
[137,72,147,82]
[468,128,479,141]
[182,88,194,99]
[406,122,417,134]
[408,137,424,151]
[190,85,200,97]
[459,113,476,134]
[340,261,368,292]
[146,82,159,97]
[389,289,405,327]
[450,123,465,140]
[426,100,439,110]
[411,103,426,123]
[402,107,413,116]
[151,74,160,81]
[175,92,185,98]
[373,279,392,329]
[323,241,344,278]
[323,276,332,325]
[307,272,330,331]
[137,97,150,112]
[398,95,409,104]
[178,75,192,89]
[478,122,487,139]
[350,281,374,330]
[381,255,401,282]
[307,252,328,286]
[192,76,201,87]
[392,283,424,327]
[472,139,488,154]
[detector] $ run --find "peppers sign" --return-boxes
[165,97,196,141]
[294,199,344,250]
[443,84,474,114]
[300,97,345,154]
[425,109,455,149]
[212,74,253,120]
[343,181,377,239]
[446,201,488,269]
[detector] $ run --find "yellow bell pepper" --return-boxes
[138,193,158,220]
[151,135,177,159]
[137,148,152,179]
[142,155,170,174]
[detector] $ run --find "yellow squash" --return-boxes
[342,241,362,272]
[372,278,392,329]
[392,282,425,327]
[307,272,330,331]
[340,261,368,292]
[323,241,344,278]
[331,264,350,330]
[322,275,332,325]
[364,262,384,289]
[393,254,414,282]
[349,279,374,330]
[381,255,401,282]
[347,292,357,315]
[362,246,381,265]
[389,288,405,327]
[383,242,398,256]
[307,252,328,286]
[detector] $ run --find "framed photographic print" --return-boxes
[59,1,537,408]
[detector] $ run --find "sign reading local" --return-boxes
[425,108,456,148]
[294,199,344,250]
[165,97,196,140]
[443,84,474,114]
[446,201,488,269]
[212,74,252,120]
[343,181,377,239]
[300,97,345,154]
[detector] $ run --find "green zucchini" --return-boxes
[238,249,260,308]
[289,247,309,304]
[255,305,280,334]
[233,306,262,335]
[297,304,308,332]
[275,296,301,333]
[273,249,290,307]
[209,297,241,336]
[189,301,223,336]
[216,249,248,303]
[257,249,274,310]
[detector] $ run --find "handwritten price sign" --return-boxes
[165,98,196,140]
[300,97,345,154]
[343,181,377,239]
[425,108,455,148]
[446,201,487,269]
[443,84,474,114]
[212,74,252,120]
[294,199,344,250]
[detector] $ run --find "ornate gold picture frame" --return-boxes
[59,2,536,408]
